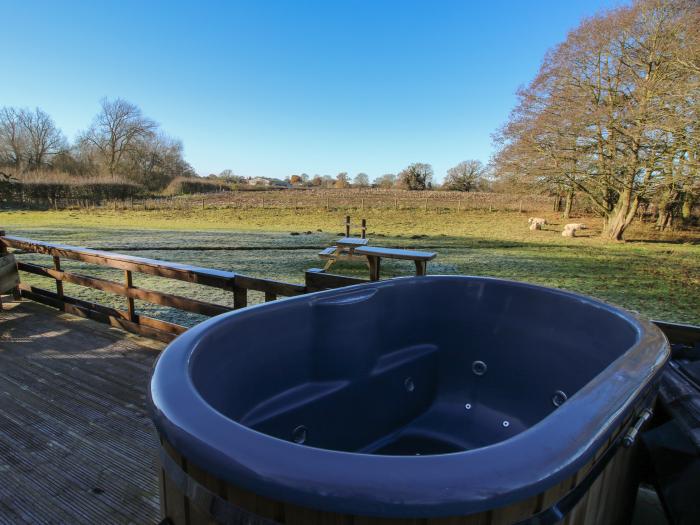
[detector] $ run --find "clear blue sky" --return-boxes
[1,0,624,182]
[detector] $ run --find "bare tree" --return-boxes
[444,160,486,191]
[19,108,66,170]
[121,132,194,190]
[0,107,28,171]
[493,0,700,240]
[335,172,350,188]
[373,173,396,188]
[80,98,157,177]
[353,172,369,187]
[398,163,433,190]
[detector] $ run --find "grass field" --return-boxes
[1,206,698,325]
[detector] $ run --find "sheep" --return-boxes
[528,217,547,230]
[562,223,587,237]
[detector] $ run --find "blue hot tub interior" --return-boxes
[190,278,640,456]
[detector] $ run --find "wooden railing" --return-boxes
[0,233,307,342]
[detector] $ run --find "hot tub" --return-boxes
[150,276,669,524]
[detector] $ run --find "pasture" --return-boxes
[1,204,698,326]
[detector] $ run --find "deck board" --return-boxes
[0,299,165,525]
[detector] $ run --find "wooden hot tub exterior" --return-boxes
[158,410,643,525]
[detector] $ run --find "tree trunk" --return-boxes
[681,193,694,224]
[563,190,575,219]
[655,187,678,230]
[603,189,639,241]
[552,195,562,212]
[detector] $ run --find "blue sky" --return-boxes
[1,0,624,182]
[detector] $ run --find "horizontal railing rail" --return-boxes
[1,234,307,342]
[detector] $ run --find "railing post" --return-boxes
[0,231,21,300]
[0,230,6,309]
[125,270,136,322]
[233,285,247,309]
[52,256,64,298]
[305,268,324,293]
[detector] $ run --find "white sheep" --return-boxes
[562,223,587,237]
[528,217,547,230]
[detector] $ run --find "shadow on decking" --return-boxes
[0,299,164,525]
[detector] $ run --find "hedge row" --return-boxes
[163,177,230,195]
[2,181,142,203]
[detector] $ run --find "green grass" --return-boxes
[2,207,698,325]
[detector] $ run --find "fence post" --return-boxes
[361,219,367,239]
[519,200,523,213]
[125,270,136,322]
[395,197,398,210]
[1,231,20,300]
[52,256,63,298]
[345,215,351,237]
[361,198,364,211]
[233,285,248,309]
[424,198,428,211]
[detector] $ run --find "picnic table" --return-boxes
[353,246,437,281]
[319,237,369,270]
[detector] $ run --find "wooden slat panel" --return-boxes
[18,262,231,317]
[162,441,190,525]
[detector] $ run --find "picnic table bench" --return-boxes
[353,246,437,281]
[319,237,369,270]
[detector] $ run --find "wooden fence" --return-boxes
[0,232,371,342]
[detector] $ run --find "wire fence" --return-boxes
[27,189,578,214]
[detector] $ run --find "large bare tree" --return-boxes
[0,107,66,172]
[444,160,486,192]
[494,0,700,239]
[80,98,157,177]
[19,108,66,170]
[0,107,26,171]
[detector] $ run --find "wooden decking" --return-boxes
[0,299,164,525]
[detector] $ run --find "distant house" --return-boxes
[244,177,291,189]
[246,177,272,186]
